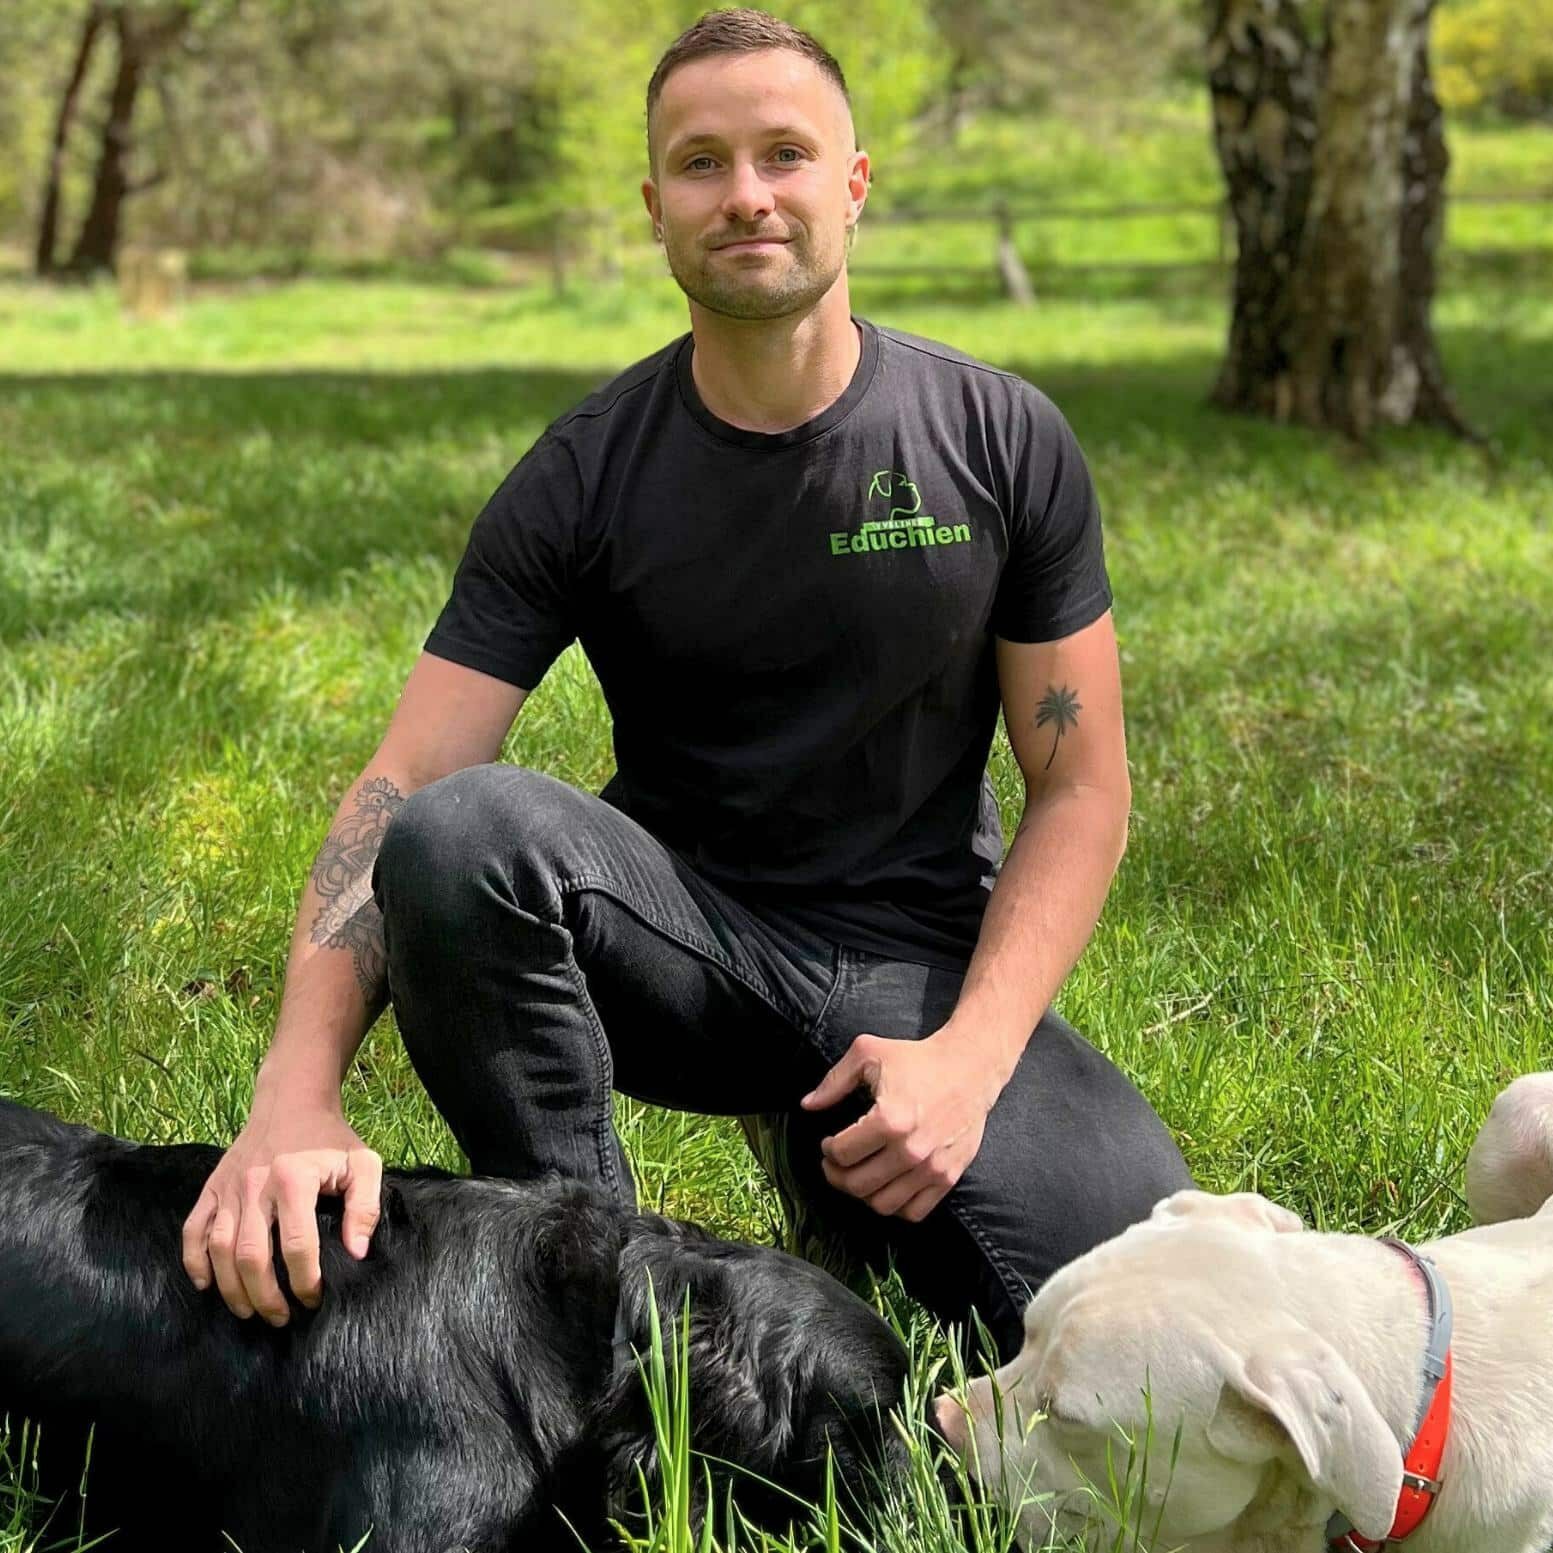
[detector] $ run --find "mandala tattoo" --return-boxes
[309,776,405,998]
[1035,684,1083,770]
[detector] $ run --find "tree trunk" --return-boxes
[1394,12,1475,434]
[35,1,108,276]
[1288,0,1429,436]
[1207,0,1320,420]
[1207,0,1471,438]
[65,6,190,278]
[65,9,144,276]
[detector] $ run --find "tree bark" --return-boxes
[1288,0,1428,436]
[1394,9,1475,435]
[1207,0,1472,438]
[36,2,108,276]
[1207,0,1320,420]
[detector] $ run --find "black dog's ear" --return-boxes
[592,1224,917,1538]
[591,1229,807,1532]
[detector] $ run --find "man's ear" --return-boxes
[1206,1331,1401,1541]
[1150,1189,1306,1235]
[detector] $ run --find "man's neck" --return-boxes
[686,283,861,434]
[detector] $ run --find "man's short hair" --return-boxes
[645,7,856,176]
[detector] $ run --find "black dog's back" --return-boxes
[0,1098,915,1552]
[0,1099,229,1548]
[0,1099,549,1551]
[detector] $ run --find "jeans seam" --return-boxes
[557,870,811,1030]
[558,944,623,1197]
[502,901,620,1197]
[805,945,854,1051]
[945,1192,1031,1328]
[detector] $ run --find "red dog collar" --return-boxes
[1327,1238,1453,1550]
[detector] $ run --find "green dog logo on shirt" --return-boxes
[829,470,973,556]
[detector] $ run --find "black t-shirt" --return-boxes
[426,314,1111,969]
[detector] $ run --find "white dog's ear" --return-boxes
[1206,1331,1401,1541]
[1465,1073,1553,1225]
[1149,1190,1305,1235]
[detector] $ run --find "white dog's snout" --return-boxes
[933,1392,968,1450]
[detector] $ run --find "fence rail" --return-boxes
[849,190,1553,301]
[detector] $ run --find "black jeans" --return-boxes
[373,764,1193,1363]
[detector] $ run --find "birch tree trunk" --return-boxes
[1207,0,1471,437]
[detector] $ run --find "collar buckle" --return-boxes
[1326,1237,1454,1551]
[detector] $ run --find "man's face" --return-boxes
[642,49,869,321]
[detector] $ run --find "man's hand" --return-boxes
[181,1103,382,1326]
[799,1030,1004,1223]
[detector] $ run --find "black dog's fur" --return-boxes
[0,1098,913,1552]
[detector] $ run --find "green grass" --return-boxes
[2,104,1551,1550]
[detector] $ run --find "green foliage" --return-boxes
[523,0,946,274]
[0,1,1018,262]
[1436,0,1553,118]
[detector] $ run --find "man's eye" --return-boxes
[776,147,802,162]
[687,156,714,172]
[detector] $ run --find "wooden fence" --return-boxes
[847,190,1553,302]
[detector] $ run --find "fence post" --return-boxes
[995,201,1035,305]
[118,245,187,319]
[550,213,568,299]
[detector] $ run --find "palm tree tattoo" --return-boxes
[309,776,405,997]
[1035,685,1082,770]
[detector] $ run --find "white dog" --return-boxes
[937,1074,1553,1552]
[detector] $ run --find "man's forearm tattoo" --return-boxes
[309,776,405,998]
[1035,684,1082,769]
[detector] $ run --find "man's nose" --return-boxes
[721,160,775,225]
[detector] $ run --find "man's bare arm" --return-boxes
[308,775,406,1003]
[799,611,1131,1224]
[183,653,528,1324]
[944,611,1132,1083]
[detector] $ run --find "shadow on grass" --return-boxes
[2,314,1546,653]
[0,366,616,650]
[0,364,612,453]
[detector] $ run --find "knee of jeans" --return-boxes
[374,764,566,928]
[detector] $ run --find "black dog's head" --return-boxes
[589,1216,912,1537]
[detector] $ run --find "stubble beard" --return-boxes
[665,230,844,321]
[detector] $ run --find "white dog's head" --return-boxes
[936,1191,1404,1551]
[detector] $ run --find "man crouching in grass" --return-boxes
[182,7,1192,1376]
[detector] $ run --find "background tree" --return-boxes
[1208,0,1472,437]
[61,2,194,275]
[34,1,107,275]
[925,0,1200,140]
[1434,0,1553,119]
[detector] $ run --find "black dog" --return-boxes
[0,1098,913,1552]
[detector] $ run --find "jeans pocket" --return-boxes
[809,949,967,1063]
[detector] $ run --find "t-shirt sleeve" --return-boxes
[990,387,1113,643]
[423,431,581,691]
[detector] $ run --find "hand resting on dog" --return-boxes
[0,1097,913,1553]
